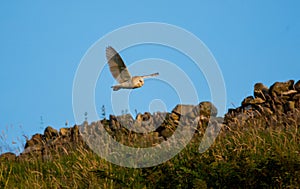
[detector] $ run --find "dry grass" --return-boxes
[1,114,300,188]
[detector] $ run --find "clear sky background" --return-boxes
[0,1,299,153]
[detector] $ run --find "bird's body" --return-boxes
[111,76,143,91]
[106,46,159,91]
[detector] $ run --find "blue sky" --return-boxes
[0,1,299,153]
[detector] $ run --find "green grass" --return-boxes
[1,118,300,188]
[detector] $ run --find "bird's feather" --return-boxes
[141,72,159,79]
[106,46,131,83]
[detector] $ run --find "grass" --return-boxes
[0,114,300,188]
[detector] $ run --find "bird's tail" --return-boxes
[111,85,121,91]
[141,72,159,79]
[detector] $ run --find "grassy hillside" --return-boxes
[1,80,300,188]
[1,116,299,188]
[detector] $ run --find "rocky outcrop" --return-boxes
[225,79,300,128]
[0,152,16,161]
[294,80,300,92]
[18,125,84,161]
[13,101,219,159]
[155,102,219,139]
[80,101,219,149]
[3,79,299,161]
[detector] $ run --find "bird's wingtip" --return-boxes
[106,46,118,59]
[106,46,112,50]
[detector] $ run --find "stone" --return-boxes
[275,104,284,114]
[192,101,218,118]
[25,133,44,149]
[293,94,300,108]
[262,106,273,115]
[71,125,80,142]
[281,90,297,96]
[109,115,120,130]
[241,96,254,107]
[225,79,300,127]
[59,127,71,137]
[242,97,265,106]
[152,132,159,138]
[9,80,300,161]
[254,82,269,100]
[22,145,43,156]
[142,112,151,121]
[294,80,300,92]
[251,97,265,104]
[171,112,180,121]
[269,80,294,96]
[117,114,134,128]
[135,113,143,122]
[226,108,239,117]
[160,128,174,139]
[153,112,167,126]
[44,126,58,141]
[186,109,198,120]
[284,101,295,113]
[135,112,154,129]
[0,152,16,161]
[172,104,195,116]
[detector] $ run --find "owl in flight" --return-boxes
[106,46,159,91]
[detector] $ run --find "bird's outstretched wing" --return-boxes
[141,72,159,79]
[106,46,131,83]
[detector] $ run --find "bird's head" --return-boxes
[132,76,144,88]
